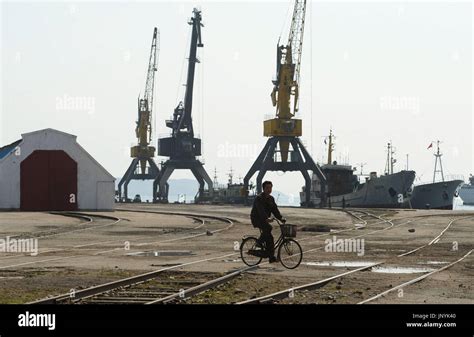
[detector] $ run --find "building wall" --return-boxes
[0,129,115,210]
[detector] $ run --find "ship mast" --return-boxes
[385,141,396,175]
[432,140,444,183]
[391,144,396,174]
[228,167,234,185]
[385,142,391,175]
[327,129,335,165]
[213,167,219,187]
[357,162,367,176]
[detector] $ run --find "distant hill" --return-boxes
[115,178,299,206]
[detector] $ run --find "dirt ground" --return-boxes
[0,204,472,304]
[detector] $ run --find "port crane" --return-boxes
[153,8,213,203]
[118,28,161,202]
[243,0,326,206]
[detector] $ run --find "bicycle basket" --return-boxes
[281,224,297,237]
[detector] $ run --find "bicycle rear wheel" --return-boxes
[240,237,263,266]
[278,238,302,269]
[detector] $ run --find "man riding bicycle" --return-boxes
[250,181,286,263]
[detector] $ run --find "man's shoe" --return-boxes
[269,256,278,263]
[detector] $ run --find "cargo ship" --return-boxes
[459,175,474,206]
[409,141,463,209]
[300,132,415,208]
[210,168,254,204]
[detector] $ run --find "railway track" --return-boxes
[29,264,256,304]
[26,210,240,304]
[235,212,473,304]
[0,212,122,264]
[0,209,235,267]
[7,212,121,241]
[11,208,473,305]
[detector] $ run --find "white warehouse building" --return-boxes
[0,128,115,211]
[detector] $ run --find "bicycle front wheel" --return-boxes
[240,237,263,266]
[278,238,303,269]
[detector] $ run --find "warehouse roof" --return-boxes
[0,139,21,160]
[0,128,114,181]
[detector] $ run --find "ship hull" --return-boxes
[409,180,463,209]
[300,171,416,208]
[459,184,474,205]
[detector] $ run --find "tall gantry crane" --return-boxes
[153,8,213,203]
[118,28,161,202]
[243,0,326,206]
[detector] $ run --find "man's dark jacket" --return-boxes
[250,192,283,228]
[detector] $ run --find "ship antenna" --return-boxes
[433,140,444,183]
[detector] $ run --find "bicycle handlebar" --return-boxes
[270,217,286,225]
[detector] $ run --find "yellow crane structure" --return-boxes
[118,28,161,202]
[243,0,327,206]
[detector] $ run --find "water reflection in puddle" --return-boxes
[304,261,375,268]
[372,266,435,274]
[304,261,436,274]
[126,250,194,257]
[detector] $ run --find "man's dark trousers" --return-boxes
[257,222,275,258]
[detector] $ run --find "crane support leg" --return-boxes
[244,136,326,207]
[155,165,175,203]
[153,160,213,203]
[118,158,139,202]
[293,137,327,207]
[191,167,205,197]
[191,164,214,203]
[118,158,160,202]
[243,138,278,195]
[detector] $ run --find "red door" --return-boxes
[20,150,78,211]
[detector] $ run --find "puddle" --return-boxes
[0,276,24,279]
[304,261,375,268]
[372,266,435,274]
[303,261,437,274]
[222,259,241,263]
[150,263,181,267]
[127,250,194,257]
[301,225,331,232]
[418,261,449,265]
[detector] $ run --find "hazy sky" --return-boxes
[1,1,472,199]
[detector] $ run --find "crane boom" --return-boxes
[269,0,306,123]
[288,0,306,110]
[265,0,307,162]
[137,27,159,145]
[165,8,203,139]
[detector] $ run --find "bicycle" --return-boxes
[240,218,303,269]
